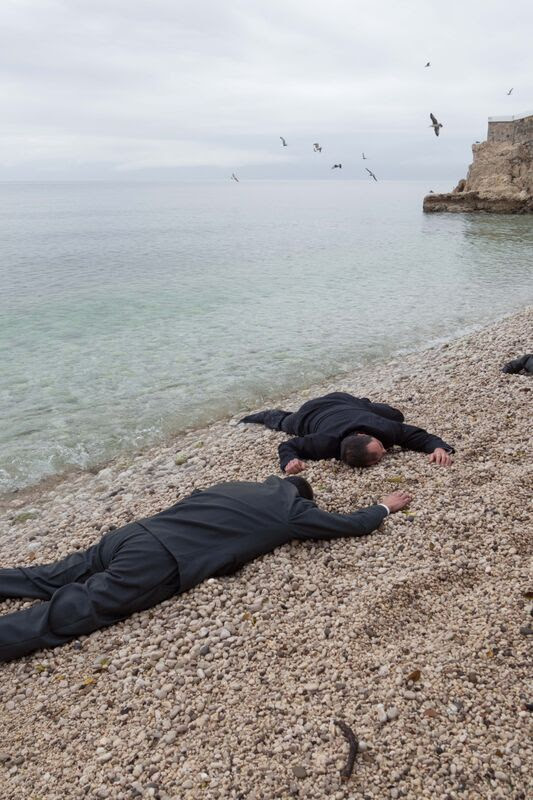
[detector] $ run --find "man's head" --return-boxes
[340,434,386,467]
[284,475,314,501]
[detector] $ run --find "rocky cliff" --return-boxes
[424,114,533,213]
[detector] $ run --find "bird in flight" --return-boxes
[231,173,239,182]
[313,142,322,152]
[365,167,378,181]
[362,152,367,160]
[280,136,288,146]
[429,113,443,136]
[331,163,342,169]
[507,87,513,95]
[425,62,431,67]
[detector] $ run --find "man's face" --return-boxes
[364,437,386,466]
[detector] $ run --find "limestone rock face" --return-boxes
[424,118,533,213]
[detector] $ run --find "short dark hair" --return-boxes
[284,476,314,501]
[340,434,374,467]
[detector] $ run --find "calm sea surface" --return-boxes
[1,180,532,494]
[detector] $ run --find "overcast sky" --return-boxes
[1,0,531,181]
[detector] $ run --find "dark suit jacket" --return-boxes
[139,476,387,592]
[278,392,454,470]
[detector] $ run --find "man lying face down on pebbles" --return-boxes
[241,392,454,474]
[0,476,411,661]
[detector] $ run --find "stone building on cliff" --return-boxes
[487,111,533,144]
[424,110,533,213]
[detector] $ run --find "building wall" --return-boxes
[487,115,533,143]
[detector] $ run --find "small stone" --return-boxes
[97,468,113,482]
[494,771,507,782]
[386,706,399,721]
[376,704,388,723]
[218,627,231,639]
[292,765,307,779]
[378,665,389,677]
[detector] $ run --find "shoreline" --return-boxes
[2,303,530,510]
[0,305,531,800]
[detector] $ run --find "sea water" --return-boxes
[1,180,532,493]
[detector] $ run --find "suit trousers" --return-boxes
[0,523,180,662]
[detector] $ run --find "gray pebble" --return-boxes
[292,765,307,779]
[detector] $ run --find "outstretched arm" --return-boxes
[278,434,341,472]
[502,354,533,374]
[290,490,412,540]
[398,423,454,464]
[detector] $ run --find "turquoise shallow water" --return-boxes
[1,180,532,493]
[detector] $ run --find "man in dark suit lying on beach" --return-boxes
[0,476,412,662]
[241,392,454,474]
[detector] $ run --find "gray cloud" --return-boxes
[0,0,531,180]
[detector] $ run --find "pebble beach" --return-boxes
[0,305,531,800]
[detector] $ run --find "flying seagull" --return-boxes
[507,87,513,95]
[280,136,288,146]
[313,142,322,152]
[425,61,431,67]
[231,173,239,182]
[331,163,342,169]
[429,113,443,136]
[362,152,367,160]
[365,167,378,181]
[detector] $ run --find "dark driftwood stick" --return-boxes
[334,719,359,780]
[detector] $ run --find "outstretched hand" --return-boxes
[429,448,453,466]
[284,459,307,474]
[381,490,412,513]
